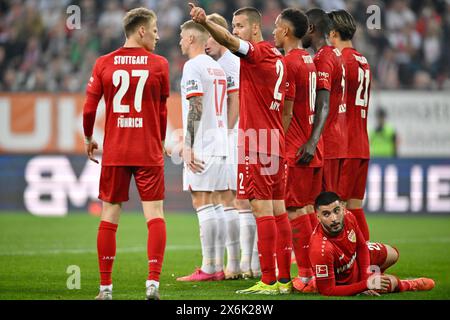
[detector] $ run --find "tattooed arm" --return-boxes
[184,95,205,173]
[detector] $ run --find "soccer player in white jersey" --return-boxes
[177,20,229,281]
[205,13,261,280]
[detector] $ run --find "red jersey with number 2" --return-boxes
[314,45,347,159]
[341,47,371,159]
[237,41,287,157]
[84,47,170,166]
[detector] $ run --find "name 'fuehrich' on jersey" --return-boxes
[236,41,287,158]
[83,47,170,166]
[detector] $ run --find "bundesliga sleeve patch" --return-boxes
[316,265,329,278]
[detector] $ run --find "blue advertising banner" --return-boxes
[0,155,449,215]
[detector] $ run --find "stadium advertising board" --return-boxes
[1,92,450,156]
[0,155,448,215]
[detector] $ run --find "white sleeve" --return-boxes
[183,62,203,99]
[237,39,250,55]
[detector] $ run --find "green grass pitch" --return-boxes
[0,212,449,300]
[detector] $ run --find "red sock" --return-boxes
[290,214,313,278]
[255,216,277,285]
[97,220,118,285]
[349,208,370,241]
[309,212,318,230]
[275,213,292,281]
[394,276,411,292]
[147,218,166,281]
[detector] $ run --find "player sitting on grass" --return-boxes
[310,191,435,296]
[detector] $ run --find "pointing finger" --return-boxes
[188,2,196,9]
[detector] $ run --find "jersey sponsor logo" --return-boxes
[318,71,329,79]
[316,265,329,278]
[348,229,356,243]
[302,55,313,64]
[227,76,236,89]
[338,103,347,113]
[336,252,357,274]
[114,55,149,65]
[186,80,200,92]
[353,54,368,64]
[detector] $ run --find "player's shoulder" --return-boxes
[149,52,169,65]
[342,47,369,66]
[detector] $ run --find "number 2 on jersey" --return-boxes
[112,69,149,113]
[355,67,370,107]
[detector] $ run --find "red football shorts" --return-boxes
[237,151,285,200]
[322,159,343,193]
[285,166,323,208]
[367,242,388,269]
[338,159,369,200]
[99,166,164,203]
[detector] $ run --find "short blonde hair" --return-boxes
[180,20,209,42]
[207,13,228,29]
[123,7,156,37]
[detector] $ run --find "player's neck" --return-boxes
[283,38,302,54]
[312,37,328,52]
[188,46,206,59]
[123,37,142,49]
[335,40,353,51]
[251,33,264,43]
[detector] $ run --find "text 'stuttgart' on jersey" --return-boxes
[341,48,371,159]
[83,47,170,166]
[235,41,287,157]
[314,45,347,159]
[180,54,228,158]
[284,48,323,168]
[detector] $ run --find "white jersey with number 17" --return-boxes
[181,54,228,157]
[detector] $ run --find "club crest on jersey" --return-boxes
[316,265,329,278]
[348,229,356,243]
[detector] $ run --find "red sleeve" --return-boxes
[241,41,263,64]
[83,58,103,137]
[285,58,296,101]
[160,59,170,141]
[310,237,368,296]
[314,52,334,91]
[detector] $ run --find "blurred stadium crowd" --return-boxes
[0,0,449,92]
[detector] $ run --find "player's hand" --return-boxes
[367,274,391,292]
[296,140,317,165]
[182,146,205,173]
[85,137,99,164]
[189,2,207,25]
[359,290,381,296]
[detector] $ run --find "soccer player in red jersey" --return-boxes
[310,192,435,296]
[328,10,371,241]
[303,9,347,194]
[190,3,293,294]
[82,8,169,300]
[273,8,326,293]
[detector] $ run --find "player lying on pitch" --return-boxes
[310,191,435,296]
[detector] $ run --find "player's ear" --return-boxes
[307,23,314,34]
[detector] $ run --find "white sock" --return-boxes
[251,227,261,274]
[100,284,112,291]
[224,207,240,273]
[214,204,226,273]
[197,204,217,274]
[146,280,159,289]
[239,210,256,273]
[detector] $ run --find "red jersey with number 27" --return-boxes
[314,45,347,159]
[237,41,286,157]
[83,47,170,166]
[284,48,323,168]
[341,47,371,159]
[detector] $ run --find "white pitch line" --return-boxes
[0,244,200,257]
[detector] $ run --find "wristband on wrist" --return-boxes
[84,136,92,145]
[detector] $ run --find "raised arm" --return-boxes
[189,3,240,52]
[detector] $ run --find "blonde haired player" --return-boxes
[176,20,229,281]
[205,13,261,280]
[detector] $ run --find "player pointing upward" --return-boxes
[83,8,169,300]
[190,3,293,294]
